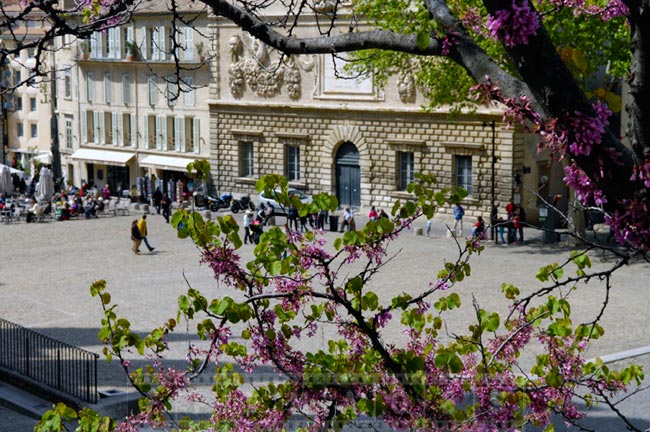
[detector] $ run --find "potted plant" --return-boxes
[125,41,139,61]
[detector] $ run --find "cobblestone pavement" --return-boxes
[1,209,650,431]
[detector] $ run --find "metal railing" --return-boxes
[0,318,99,404]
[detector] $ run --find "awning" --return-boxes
[71,148,135,167]
[34,152,52,164]
[139,155,194,172]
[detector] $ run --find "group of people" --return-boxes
[130,214,155,254]
[450,200,526,244]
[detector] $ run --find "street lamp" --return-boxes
[483,120,496,241]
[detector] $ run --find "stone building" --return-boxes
[52,0,213,194]
[208,22,547,221]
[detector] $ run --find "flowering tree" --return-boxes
[13,0,649,430]
[36,173,644,432]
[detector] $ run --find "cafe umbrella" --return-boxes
[0,165,14,195]
[37,167,55,201]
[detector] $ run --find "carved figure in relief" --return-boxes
[397,72,416,104]
[226,33,314,100]
[228,35,246,98]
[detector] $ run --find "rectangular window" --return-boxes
[146,115,157,150]
[148,75,157,106]
[122,74,131,105]
[17,122,24,137]
[104,112,113,144]
[122,113,131,147]
[87,71,94,102]
[455,155,473,195]
[30,124,38,138]
[239,141,254,177]
[286,145,300,181]
[14,69,22,86]
[183,76,195,107]
[16,97,22,111]
[65,115,73,150]
[29,97,37,111]
[398,151,414,190]
[104,72,113,104]
[64,67,72,98]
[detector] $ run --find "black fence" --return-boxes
[0,318,99,403]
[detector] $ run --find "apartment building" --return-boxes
[0,2,55,175]
[54,0,212,194]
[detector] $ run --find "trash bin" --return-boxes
[329,215,339,232]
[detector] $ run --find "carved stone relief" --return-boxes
[397,72,416,104]
[227,34,315,100]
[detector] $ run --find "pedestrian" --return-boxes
[153,187,163,214]
[287,204,299,231]
[452,203,465,237]
[368,206,378,221]
[379,209,389,219]
[161,193,172,223]
[243,210,253,244]
[426,219,432,237]
[516,206,526,243]
[102,184,111,200]
[471,216,486,239]
[317,208,328,230]
[137,214,155,252]
[339,207,354,232]
[497,217,507,244]
[505,199,516,219]
[131,219,143,254]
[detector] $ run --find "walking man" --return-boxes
[452,203,465,237]
[161,194,171,223]
[243,210,253,244]
[138,214,155,252]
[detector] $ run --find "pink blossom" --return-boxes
[486,0,540,47]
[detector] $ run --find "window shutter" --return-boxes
[114,27,122,59]
[193,118,200,154]
[122,74,131,105]
[87,72,94,102]
[167,75,175,106]
[174,117,182,152]
[130,113,136,148]
[98,112,105,144]
[181,117,187,152]
[104,73,112,104]
[81,110,87,143]
[141,27,148,60]
[184,76,195,107]
[156,116,164,150]
[184,27,194,61]
[158,26,166,60]
[90,33,98,58]
[148,75,157,106]
[112,112,119,145]
[107,28,115,59]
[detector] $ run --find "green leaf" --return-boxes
[416,31,430,50]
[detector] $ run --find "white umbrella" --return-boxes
[37,167,54,201]
[0,165,13,195]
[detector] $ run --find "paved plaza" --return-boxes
[1,208,650,431]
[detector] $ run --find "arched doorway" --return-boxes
[335,141,360,207]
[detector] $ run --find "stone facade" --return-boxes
[208,22,533,220]
[210,101,521,220]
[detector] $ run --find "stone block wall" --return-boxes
[210,103,523,220]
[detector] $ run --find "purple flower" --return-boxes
[486,0,540,47]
